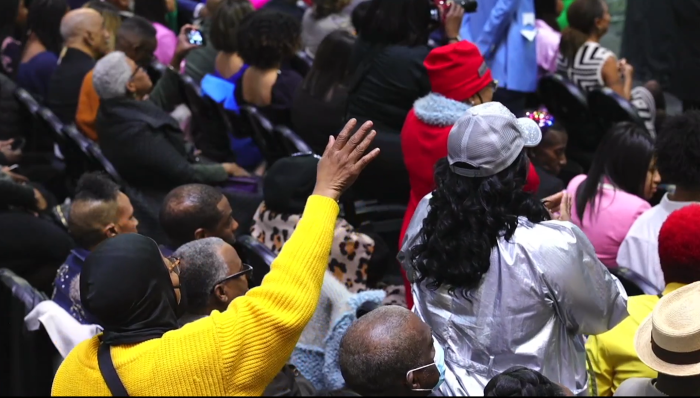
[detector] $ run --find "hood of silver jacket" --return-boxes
[398,193,628,396]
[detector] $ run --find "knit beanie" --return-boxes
[424,40,493,102]
[263,155,319,214]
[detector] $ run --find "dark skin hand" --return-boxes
[313,119,381,201]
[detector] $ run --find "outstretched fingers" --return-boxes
[343,121,374,158]
[333,118,358,151]
[354,148,381,173]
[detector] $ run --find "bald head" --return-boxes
[339,306,435,396]
[60,8,110,57]
[61,8,101,40]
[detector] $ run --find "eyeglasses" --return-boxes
[166,256,181,276]
[490,79,499,93]
[130,66,143,81]
[211,263,254,291]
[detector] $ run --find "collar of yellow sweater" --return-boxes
[662,282,686,296]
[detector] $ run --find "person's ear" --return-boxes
[213,284,229,303]
[467,95,478,106]
[84,30,95,47]
[194,228,208,241]
[125,79,138,95]
[104,223,118,238]
[405,369,423,391]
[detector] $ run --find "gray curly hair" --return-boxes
[92,51,133,100]
[174,237,230,312]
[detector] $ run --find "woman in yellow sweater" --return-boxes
[51,119,380,396]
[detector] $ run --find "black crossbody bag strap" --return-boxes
[97,343,129,396]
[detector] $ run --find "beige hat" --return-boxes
[635,281,700,376]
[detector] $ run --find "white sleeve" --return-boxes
[616,234,665,291]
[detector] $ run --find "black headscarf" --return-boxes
[81,233,180,346]
[263,155,319,214]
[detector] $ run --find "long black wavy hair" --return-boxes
[410,154,551,294]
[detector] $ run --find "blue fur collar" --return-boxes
[413,93,471,127]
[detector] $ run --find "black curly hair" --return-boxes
[484,366,568,396]
[656,110,700,190]
[410,155,551,294]
[235,9,301,69]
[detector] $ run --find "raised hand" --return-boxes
[444,3,466,40]
[313,119,380,201]
[171,24,202,69]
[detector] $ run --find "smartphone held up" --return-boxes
[186,28,205,46]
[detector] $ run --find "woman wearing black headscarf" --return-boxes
[51,119,381,396]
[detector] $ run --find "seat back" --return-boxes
[273,125,313,154]
[181,75,236,161]
[0,268,57,396]
[588,88,647,134]
[235,235,275,288]
[14,88,48,152]
[607,266,661,296]
[538,74,602,171]
[241,105,282,165]
[14,88,41,115]
[84,141,124,184]
[289,51,313,78]
[62,124,101,177]
[35,107,66,145]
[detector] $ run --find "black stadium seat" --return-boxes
[607,266,661,296]
[588,87,647,133]
[0,269,58,396]
[235,235,276,289]
[538,74,601,172]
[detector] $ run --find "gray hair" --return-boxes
[93,51,132,100]
[174,237,229,311]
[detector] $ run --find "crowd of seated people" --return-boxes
[3,0,700,397]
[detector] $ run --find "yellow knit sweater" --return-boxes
[51,195,339,396]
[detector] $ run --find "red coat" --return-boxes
[398,95,540,308]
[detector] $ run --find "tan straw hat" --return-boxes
[635,281,700,376]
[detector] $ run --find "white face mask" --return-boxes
[405,337,446,392]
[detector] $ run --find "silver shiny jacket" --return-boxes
[398,194,628,396]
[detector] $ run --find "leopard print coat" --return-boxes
[250,202,373,293]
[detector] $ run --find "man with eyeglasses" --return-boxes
[174,237,251,326]
[173,237,316,395]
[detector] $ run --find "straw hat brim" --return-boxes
[635,314,700,377]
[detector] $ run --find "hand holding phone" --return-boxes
[171,24,205,69]
[186,29,205,46]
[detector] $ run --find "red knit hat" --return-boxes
[658,204,700,284]
[424,40,493,102]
